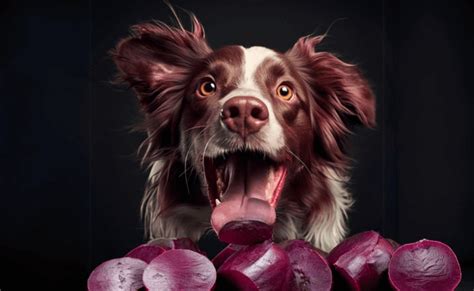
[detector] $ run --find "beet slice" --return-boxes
[87,257,147,291]
[212,244,243,269]
[281,240,332,291]
[386,238,400,250]
[143,249,216,290]
[125,244,165,263]
[218,220,273,245]
[388,239,461,291]
[327,231,395,291]
[218,241,293,291]
[147,237,201,253]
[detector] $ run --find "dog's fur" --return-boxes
[112,16,375,252]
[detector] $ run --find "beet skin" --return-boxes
[125,244,165,263]
[327,231,395,290]
[217,240,293,291]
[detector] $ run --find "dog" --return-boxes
[112,15,375,252]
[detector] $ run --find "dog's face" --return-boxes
[180,45,316,234]
[114,17,375,247]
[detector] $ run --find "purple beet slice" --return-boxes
[87,257,147,291]
[218,220,273,245]
[147,237,201,253]
[212,244,243,269]
[327,231,395,291]
[143,249,216,290]
[386,238,400,250]
[388,239,461,291]
[281,240,332,291]
[125,244,166,263]
[218,241,293,291]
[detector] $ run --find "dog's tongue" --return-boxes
[210,155,280,238]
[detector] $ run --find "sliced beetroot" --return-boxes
[386,238,401,250]
[281,240,332,291]
[212,244,243,269]
[388,239,461,291]
[327,231,395,291]
[143,249,216,290]
[218,220,272,245]
[147,237,201,253]
[125,244,165,263]
[218,241,293,291]
[87,257,147,291]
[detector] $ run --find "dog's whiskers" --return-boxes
[181,125,210,196]
[182,125,206,134]
[285,146,313,175]
[201,133,217,189]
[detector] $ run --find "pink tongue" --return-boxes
[225,155,271,201]
[210,156,277,235]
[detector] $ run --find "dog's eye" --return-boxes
[276,84,293,100]
[197,80,217,97]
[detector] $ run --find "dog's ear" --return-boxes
[112,16,211,112]
[112,17,211,152]
[286,36,375,168]
[286,35,375,128]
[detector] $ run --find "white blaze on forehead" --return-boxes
[219,46,278,103]
[241,46,278,90]
[217,46,285,155]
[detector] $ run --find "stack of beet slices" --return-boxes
[88,223,462,290]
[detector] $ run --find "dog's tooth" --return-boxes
[215,198,221,205]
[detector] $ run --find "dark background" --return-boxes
[1,0,473,289]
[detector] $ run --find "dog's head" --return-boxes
[113,17,375,246]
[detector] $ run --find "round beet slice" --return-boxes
[87,257,147,291]
[147,237,201,253]
[327,231,395,291]
[281,240,332,291]
[125,244,165,263]
[388,239,461,291]
[218,220,273,245]
[218,241,293,291]
[212,244,243,269]
[143,249,216,290]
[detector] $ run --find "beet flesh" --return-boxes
[147,237,201,252]
[218,220,273,245]
[143,249,216,290]
[388,239,461,291]
[281,240,332,291]
[327,231,395,291]
[87,257,147,291]
[217,241,293,291]
[125,244,165,263]
[212,244,243,269]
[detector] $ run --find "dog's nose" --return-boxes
[221,96,269,138]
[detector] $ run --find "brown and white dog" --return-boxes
[113,16,375,252]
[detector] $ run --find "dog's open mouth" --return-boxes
[204,151,287,235]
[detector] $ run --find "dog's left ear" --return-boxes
[112,16,211,111]
[112,16,211,152]
[286,35,376,128]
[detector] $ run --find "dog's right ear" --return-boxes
[112,16,211,113]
